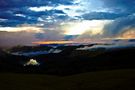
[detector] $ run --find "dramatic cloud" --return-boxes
[0,0,135,46]
[0,26,43,32]
[0,0,76,27]
[0,0,74,7]
[117,28,135,39]
[82,12,127,20]
[102,0,135,14]
[35,30,65,40]
[0,24,66,47]
[63,20,112,36]
[103,14,135,38]
[0,31,38,47]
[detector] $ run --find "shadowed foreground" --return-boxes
[0,69,135,90]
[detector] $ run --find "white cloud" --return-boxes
[55,5,83,17]
[15,14,26,17]
[38,17,44,22]
[0,18,8,22]
[29,6,54,12]
[63,20,113,35]
[75,0,112,13]
[0,26,43,33]
[29,4,84,17]
[48,49,62,53]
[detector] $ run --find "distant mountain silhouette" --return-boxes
[0,44,135,75]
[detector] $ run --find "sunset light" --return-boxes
[64,20,112,35]
[32,40,73,45]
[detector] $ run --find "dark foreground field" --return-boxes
[1,69,135,90]
[1,44,135,90]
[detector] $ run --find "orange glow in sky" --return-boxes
[32,40,73,44]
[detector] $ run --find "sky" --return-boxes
[0,0,135,47]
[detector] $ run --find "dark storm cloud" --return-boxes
[0,10,37,27]
[0,7,67,27]
[0,0,74,27]
[82,12,129,20]
[0,0,74,8]
[91,0,135,38]
[102,0,135,14]
[80,0,135,20]
[103,14,135,37]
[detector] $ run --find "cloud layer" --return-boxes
[0,0,135,47]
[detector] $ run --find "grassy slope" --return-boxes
[0,69,135,90]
